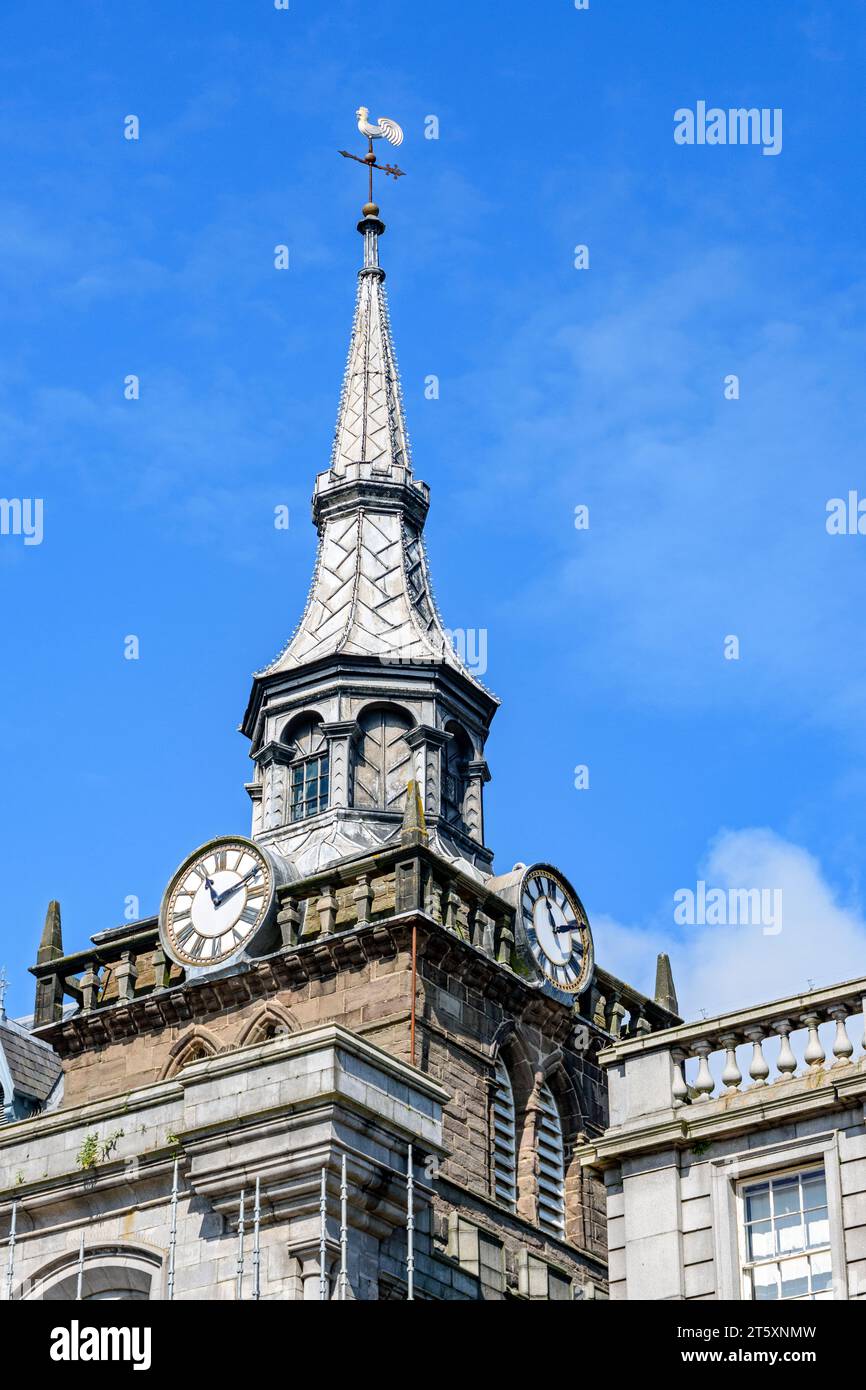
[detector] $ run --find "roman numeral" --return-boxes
[217,929,242,954]
[174,915,193,942]
[188,934,207,960]
[240,905,260,926]
[214,849,227,872]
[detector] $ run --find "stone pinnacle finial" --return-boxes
[37,899,63,965]
[401,780,428,848]
[654,952,678,1015]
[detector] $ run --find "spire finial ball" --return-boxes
[362,201,380,218]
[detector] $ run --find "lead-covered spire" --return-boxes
[256,211,487,687]
[242,189,498,881]
[328,212,411,482]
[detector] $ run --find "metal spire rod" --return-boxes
[406,1143,415,1302]
[235,1188,246,1300]
[167,1157,179,1301]
[252,1175,261,1302]
[4,1200,17,1301]
[75,1229,85,1301]
[339,1153,348,1301]
[319,1166,328,1301]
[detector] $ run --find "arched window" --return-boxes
[283,714,329,823]
[536,1083,565,1237]
[352,705,412,812]
[492,1058,517,1212]
[25,1247,161,1301]
[161,1026,220,1079]
[442,721,473,831]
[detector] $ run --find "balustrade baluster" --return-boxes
[745,1028,770,1086]
[802,1013,826,1070]
[671,1049,689,1107]
[829,1007,854,1065]
[774,1020,797,1078]
[692,1041,715,1101]
[719,1035,742,1092]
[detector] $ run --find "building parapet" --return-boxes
[584,975,866,1169]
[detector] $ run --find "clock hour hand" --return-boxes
[214,865,261,907]
[199,871,219,906]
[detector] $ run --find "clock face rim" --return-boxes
[159,836,275,970]
[519,863,594,996]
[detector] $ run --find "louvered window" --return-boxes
[492,1058,517,1212]
[536,1083,565,1236]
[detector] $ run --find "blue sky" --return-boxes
[2,0,865,1020]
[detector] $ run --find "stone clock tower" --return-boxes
[3,161,678,1303]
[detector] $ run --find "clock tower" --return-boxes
[15,145,680,1302]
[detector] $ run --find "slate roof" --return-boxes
[0,1016,62,1102]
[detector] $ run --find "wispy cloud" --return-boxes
[600,827,866,1019]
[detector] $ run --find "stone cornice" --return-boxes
[33,911,584,1059]
[582,1064,866,1170]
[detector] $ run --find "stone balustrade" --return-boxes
[600,977,866,1128]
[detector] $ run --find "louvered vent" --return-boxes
[536,1083,565,1236]
[492,1058,517,1212]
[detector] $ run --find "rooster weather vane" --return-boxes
[340,106,406,213]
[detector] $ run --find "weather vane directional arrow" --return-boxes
[340,105,406,213]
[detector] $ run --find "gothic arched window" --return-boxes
[283,714,329,823]
[352,705,412,812]
[536,1083,566,1237]
[492,1058,517,1212]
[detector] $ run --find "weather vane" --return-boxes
[340,106,406,214]
[0,966,8,1020]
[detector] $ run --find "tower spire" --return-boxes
[328,207,411,483]
[241,113,498,881]
[253,198,485,684]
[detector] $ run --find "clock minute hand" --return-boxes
[214,865,261,907]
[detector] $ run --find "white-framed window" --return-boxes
[492,1058,517,1213]
[738,1165,833,1301]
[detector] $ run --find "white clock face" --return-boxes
[520,868,593,995]
[161,838,273,968]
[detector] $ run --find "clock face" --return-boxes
[520,866,593,995]
[160,838,274,969]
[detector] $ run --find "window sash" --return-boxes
[738,1165,833,1302]
[290,752,329,822]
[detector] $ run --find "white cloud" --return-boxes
[598,827,866,1020]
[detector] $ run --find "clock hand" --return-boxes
[199,871,219,906]
[214,865,261,908]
